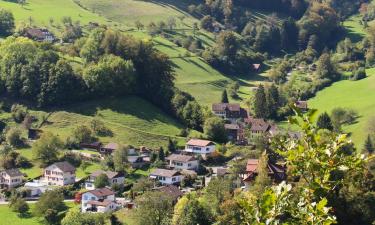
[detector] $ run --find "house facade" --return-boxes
[243,159,286,189]
[81,187,117,213]
[25,28,55,42]
[166,154,199,170]
[185,139,215,155]
[0,169,23,189]
[85,170,125,190]
[149,169,183,185]
[212,103,242,121]
[43,161,76,186]
[245,117,277,141]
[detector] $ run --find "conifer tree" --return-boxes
[221,89,229,103]
[254,85,268,118]
[364,135,374,155]
[158,147,165,161]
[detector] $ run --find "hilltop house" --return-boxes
[81,187,117,213]
[0,169,23,189]
[43,161,76,186]
[24,28,55,42]
[185,139,215,155]
[149,169,183,185]
[166,154,199,171]
[85,170,125,190]
[243,159,286,188]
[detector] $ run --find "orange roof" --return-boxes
[186,139,214,147]
[246,159,259,172]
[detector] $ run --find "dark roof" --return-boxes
[50,161,75,172]
[150,169,180,178]
[87,187,115,197]
[166,154,196,162]
[25,28,53,39]
[2,168,23,177]
[212,103,241,112]
[90,170,123,179]
[245,118,272,132]
[156,185,183,200]
[186,139,214,147]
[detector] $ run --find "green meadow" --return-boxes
[309,70,375,148]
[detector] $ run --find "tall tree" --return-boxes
[317,112,334,131]
[251,151,272,195]
[254,85,268,118]
[204,117,227,143]
[0,9,15,36]
[113,145,129,173]
[173,194,212,225]
[221,89,229,103]
[167,138,176,153]
[266,84,279,119]
[32,132,62,166]
[363,135,374,155]
[158,147,165,161]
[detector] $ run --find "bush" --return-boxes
[5,127,24,147]
[11,104,28,123]
[350,67,367,81]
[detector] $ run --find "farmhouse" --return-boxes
[0,169,23,189]
[43,161,76,186]
[81,187,117,213]
[212,103,247,122]
[166,154,199,171]
[245,117,277,140]
[85,170,125,190]
[150,168,183,185]
[243,159,286,188]
[185,139,215,155]
[24,28,55,42]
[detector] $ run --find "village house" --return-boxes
[43,161,76,186]
[24,28,55,42]
[0,169,23,189]
[127,155,147,169]
[100,142,118,154]
[85,170,125,190]
[243,159,286,189]
[166,154,199,171]
[185,139,215,155]
[295,100,308,112]
[154,185,183,204]
[81,187,117,213]
[149,168,183,185]
[212,103,247,122]
[224,123,246,143]
[245,117,277,141]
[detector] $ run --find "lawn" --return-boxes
[0,202,76,225]
[309,69,375,148]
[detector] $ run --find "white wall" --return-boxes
[185,145,215,155]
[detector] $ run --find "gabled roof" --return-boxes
[156,185,183,200]
[246,159,286,174]
[245,118,272,132]
[90,170,123,179]
[166,154,196,162]
[186,139,214,147]
[150,169,181,178]
[48,161,75,172]
[86,187,115,197]
[212,103,241,112]
[1,168,23,177]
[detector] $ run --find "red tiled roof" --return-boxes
[186,139,214,147]
[87,187,114,197]
[246,159,259,172]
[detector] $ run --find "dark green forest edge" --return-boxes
[0,0,374,224]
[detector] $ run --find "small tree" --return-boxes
[364,135,374,155]
[6,127,23,147]
[94,174,109,188]
[72,125,93,144]
[253,85,268,118]
[221,89,229,103]
[167,138,176,153]
[10,197,29,217]
[317,112,334,131]
[34,190,66,223]
[113,145,129,172]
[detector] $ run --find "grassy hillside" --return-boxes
[309,69,375,148]
[38,96,187,148]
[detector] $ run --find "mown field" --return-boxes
[0,202,76,225]
[309,70,375,148]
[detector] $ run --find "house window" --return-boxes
[113,179,117,183]
[172,177,176,182]
[188,164,191,167]
[206,148,210,151]
[91,197,95,200]
[84,196,88,200]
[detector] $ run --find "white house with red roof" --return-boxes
[81,187,117,213]
[184,139,215,155]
